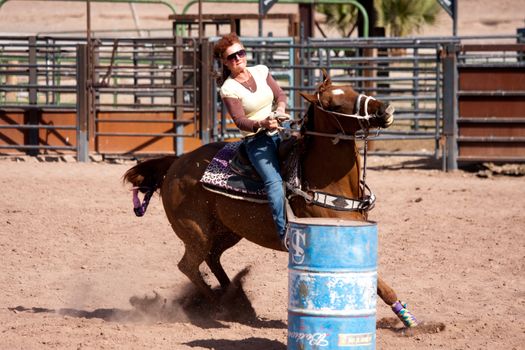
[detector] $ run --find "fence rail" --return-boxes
[1,34,524,169]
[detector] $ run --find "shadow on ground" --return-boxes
[368,156,443,171]
[9,267,286,330]
[369,155,525,176]
[184,337,286,350]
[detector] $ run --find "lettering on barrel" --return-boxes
[288,331,329,347]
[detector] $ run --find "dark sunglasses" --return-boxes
[226,49,246,61]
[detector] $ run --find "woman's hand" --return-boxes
[259,116,280,131]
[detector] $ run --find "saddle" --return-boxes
[229,142,262,182]
[229,136,298,182]
[200,135,301,202]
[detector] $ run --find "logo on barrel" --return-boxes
[289,228,306,264]
[338,333,373,346]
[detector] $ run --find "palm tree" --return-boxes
[316,3,359,37]
[316,0,441,38]
[376,0,441,37]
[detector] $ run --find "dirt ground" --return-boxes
[0,156,524,349]
[1,1,525,349]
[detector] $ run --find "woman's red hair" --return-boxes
[213,32,241,60]
[213,33,243,86]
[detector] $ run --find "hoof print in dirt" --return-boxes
[396,321,446,337]
[377,317,446,337]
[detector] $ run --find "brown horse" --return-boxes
[124,71,418,327]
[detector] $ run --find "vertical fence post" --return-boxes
[294,36,303,112]
[442,43,459,171]
[27,36,39,156]
[76,44,89,162]
[199,38,212,145]
[518,28,525,61]
[174,36,185,155]
[434,44,442,161]
[413,46,420,131]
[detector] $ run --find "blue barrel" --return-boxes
[287,218,378,350]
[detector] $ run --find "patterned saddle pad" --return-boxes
[200,141,267,201]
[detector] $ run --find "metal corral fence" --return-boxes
[0,36,200,159]
[207,36,449,161]
[1,34,524,169]
[0,36,79,155]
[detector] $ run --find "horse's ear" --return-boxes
[321,68,331,84]
[300,92,317,104]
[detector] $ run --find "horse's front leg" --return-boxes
[378,275,419,327]
[205,231,243,289]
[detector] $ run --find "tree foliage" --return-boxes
[376,0,441,37]
[316,3,358,37]
[316,0,441,37]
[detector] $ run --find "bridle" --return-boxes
[311,91,380,192]
[315,92,377,131]
[317,92,376,119]
[286,91,381,216]
[300,92,380,143]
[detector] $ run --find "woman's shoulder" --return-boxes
[220,78,241,98]
[250,64,269,77]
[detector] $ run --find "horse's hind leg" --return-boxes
[377,275,397,305]
[378,275,419,327]
[178,246,217,301]
[205,232,242,289]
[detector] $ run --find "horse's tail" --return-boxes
[123,155,178,216]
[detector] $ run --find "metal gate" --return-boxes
[0,36,201,159]
[457,44,525,163]
[0,36,79,156]
[444,42,525,167]
[86,37,200,157]
[204,36,446,159]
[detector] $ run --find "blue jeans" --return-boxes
[244,132,286,239]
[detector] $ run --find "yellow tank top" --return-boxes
[220,65,274,137]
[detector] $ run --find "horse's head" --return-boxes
[300,70,394,134]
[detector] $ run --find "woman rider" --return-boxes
[213,33,289,249]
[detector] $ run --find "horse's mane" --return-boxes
[301,103,316,134]
[301,77,331,133]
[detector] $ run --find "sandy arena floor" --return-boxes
[0,157,523,349]
[1,1,525,349]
